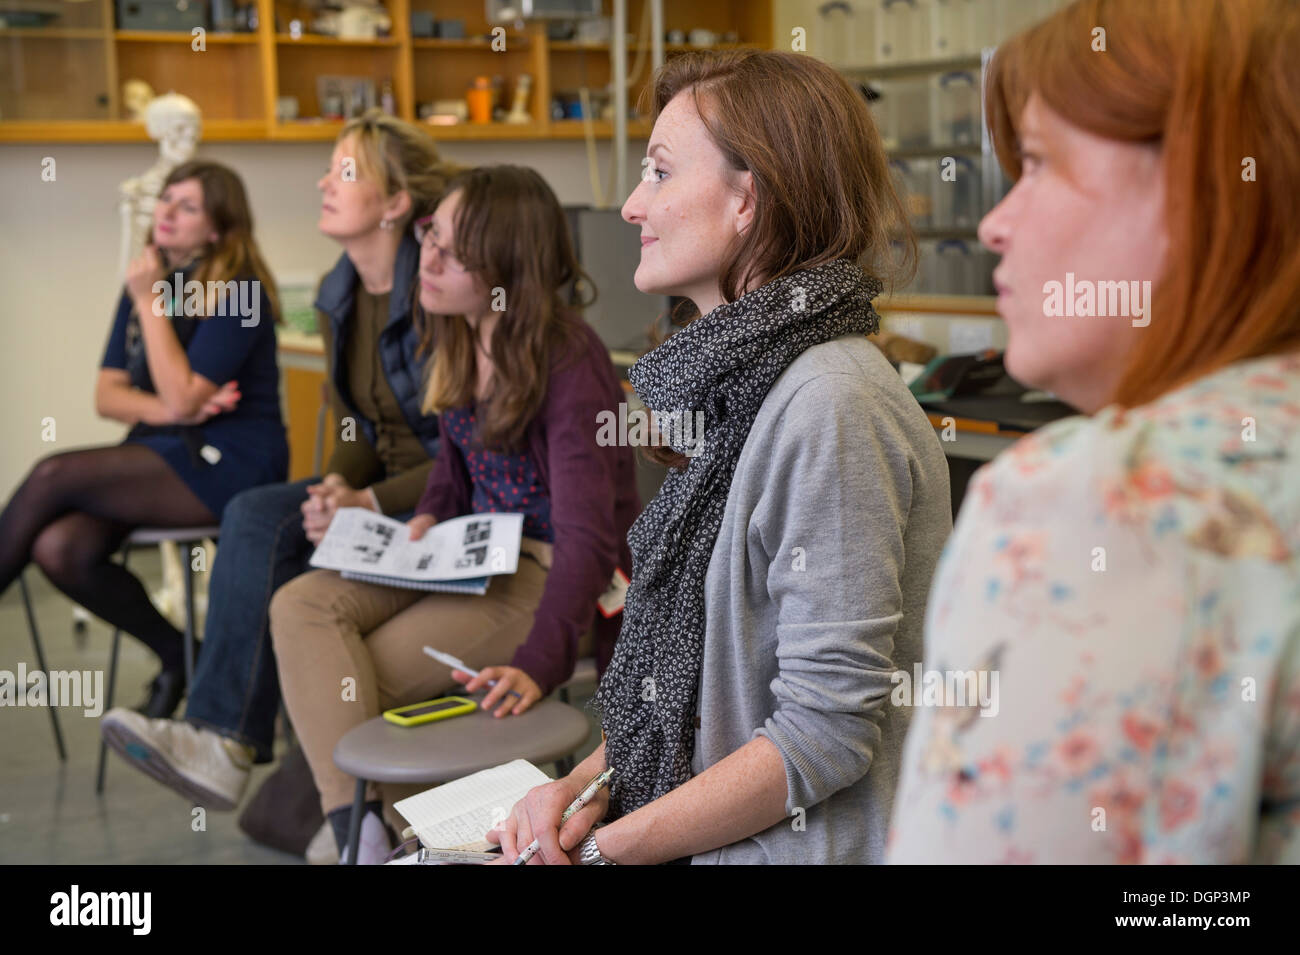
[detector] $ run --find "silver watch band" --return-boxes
[578,831,614,865]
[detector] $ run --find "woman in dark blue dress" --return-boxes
[0,160,287,716]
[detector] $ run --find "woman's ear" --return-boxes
[732,170,757,236]
[387,189,413,225]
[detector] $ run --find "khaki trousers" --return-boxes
[270,553,587,814]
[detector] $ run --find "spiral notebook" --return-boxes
[339,571,491,595]
[391,759,552,861]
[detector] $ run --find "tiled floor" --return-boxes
[0,553,601,865]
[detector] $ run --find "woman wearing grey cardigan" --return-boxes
[491,49,952,864]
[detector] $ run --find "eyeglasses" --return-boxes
[413,215,466,273]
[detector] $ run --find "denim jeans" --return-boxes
[185,477,317,763]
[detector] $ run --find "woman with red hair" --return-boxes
[888,0,1300,864]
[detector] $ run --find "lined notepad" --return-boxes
[393,759,552,853]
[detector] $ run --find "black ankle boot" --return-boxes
[134,668,187,719]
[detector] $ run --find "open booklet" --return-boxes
[308,508,523,595]
[387,759,552,864]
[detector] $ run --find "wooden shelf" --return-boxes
[0,0,773,142]
[0,28,106,39]
[275,33,400,47]
[410,36,529,50]
[549,40,763,53]
[267,119,650,141]
[420,122,545,140]
[116,30,259,43]
[0,118,271,142]
[269,120,349,140]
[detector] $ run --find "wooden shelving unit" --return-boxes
[0,0,771,142]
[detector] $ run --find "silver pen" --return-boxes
[513,767,615,865]
[422,645,521,700]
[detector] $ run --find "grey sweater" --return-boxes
[689,334,951,864]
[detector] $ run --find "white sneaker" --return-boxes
[100,708,252,810]
[338,811,392,866]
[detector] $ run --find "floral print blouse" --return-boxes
[887,352,1300,864]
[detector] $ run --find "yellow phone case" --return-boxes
[383,696,477,727]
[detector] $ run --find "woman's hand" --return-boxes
[451,665,542,718]
[406,513,437,541]
[301,473,363,545]
[487,774,610,865]
[125,244,166,312]
[171,380,241,425]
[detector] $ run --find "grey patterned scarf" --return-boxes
[594,258,882,819]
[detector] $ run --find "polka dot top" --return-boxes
[443,405,554,543]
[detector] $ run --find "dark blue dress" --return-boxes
[100,278,288,518]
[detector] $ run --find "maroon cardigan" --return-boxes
[415,319,641,694]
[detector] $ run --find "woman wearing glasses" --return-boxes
[101,112,460,816]
[268,164,640,864]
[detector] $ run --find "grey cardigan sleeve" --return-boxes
[750,372,916,814]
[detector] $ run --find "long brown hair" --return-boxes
[986,0,1300,409]
[639,48,912,467]
[418,165,594,451]
[150,160,282,322]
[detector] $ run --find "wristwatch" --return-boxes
[577,831,615,865]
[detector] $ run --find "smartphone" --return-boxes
[383,696,477,727]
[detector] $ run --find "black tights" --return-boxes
[0,444,217,672]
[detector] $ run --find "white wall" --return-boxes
[0,138,647,498]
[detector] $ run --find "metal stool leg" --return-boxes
[555,686,576,775]
[19,574,66,762]
[182,544,197,687]
[346,778,367,865]
[97,545,130,794]
[96,627,122,794]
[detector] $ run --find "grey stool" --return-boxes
[96,525,220,792]
[333,696,593,864]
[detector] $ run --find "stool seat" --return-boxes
[333,696,592,786]
[125,525,221,546]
